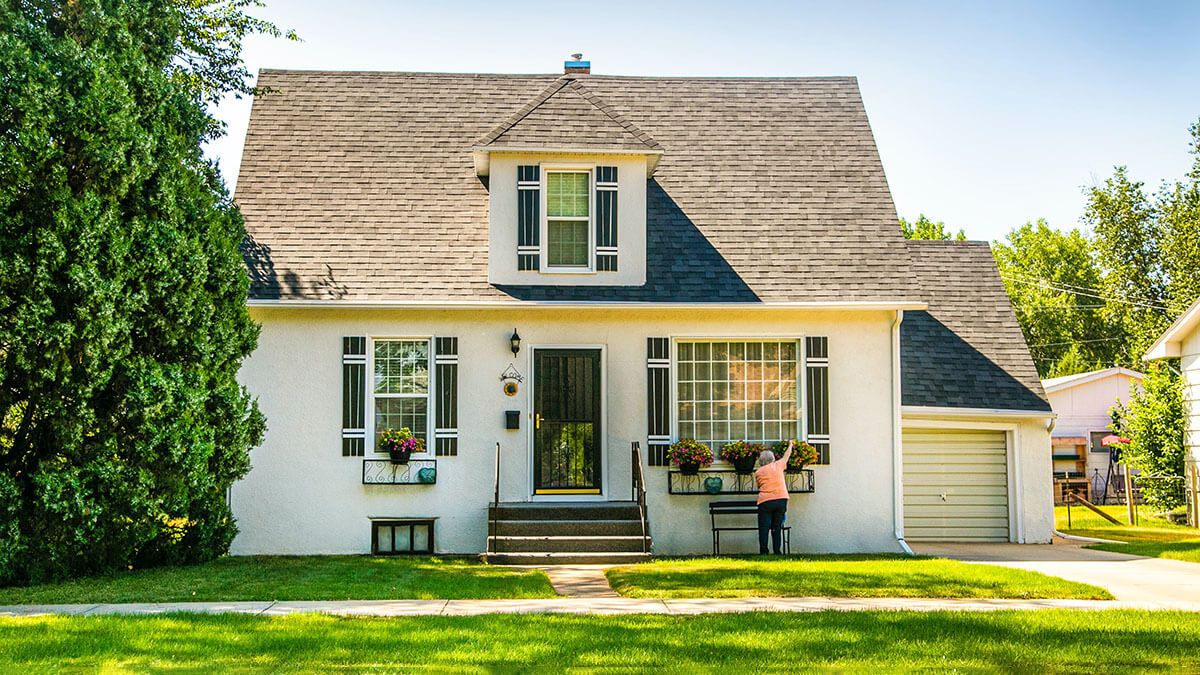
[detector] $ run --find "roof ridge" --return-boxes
[561,78,662,151]
[474,76,572,147]
[474,75,660,151]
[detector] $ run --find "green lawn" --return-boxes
[3,611,1199,671]
[0,556,557,604]
[606,555,1111,599]
[1056,505,1200,563]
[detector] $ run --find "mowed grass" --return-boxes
[3,611,1200,671]
[1056,504,1200,563]
[0,556,558,604]
[606,555,1111,599]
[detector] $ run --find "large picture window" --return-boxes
[676,340,799,450]
[372,339,430,452]
[545,170,590,268]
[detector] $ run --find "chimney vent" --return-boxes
[564,54,590,74]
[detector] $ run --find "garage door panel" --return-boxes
[905,495,1009,507]
[904,472,1009,486]
[902,428,1010,542]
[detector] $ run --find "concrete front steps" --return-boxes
[486,501,651,565]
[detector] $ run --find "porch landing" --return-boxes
[485,501,651,565]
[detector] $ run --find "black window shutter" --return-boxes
[517,165,540,270]
[647,337,670,466]
[342,336,367,457]
[595,166,618,271]
[804,336,830,464]
[434,337,458,456]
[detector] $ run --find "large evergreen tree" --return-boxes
[0,0,279,583]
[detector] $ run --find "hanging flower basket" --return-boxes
[669,439,713,475]
[379,427,424,465]
[775,439,818,473]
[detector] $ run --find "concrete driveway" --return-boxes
[912,539,1200,608]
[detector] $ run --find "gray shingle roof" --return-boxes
[476,76,661,151]
[236,70,915,303]
[901,241,1050,412]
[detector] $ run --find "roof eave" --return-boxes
[473,146,664,178]
[247,298,929,311]
[1145,297,1200,360]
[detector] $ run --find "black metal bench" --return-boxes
[709,500,790,555]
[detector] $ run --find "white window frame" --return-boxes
[670,337,804,460]
[540,164,595,274]
[367,336,435,457]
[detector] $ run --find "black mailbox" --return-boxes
[504,410,520,430]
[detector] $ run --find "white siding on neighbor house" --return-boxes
[902,428,1010,541]
[1183,328,1200,471]
[1045,372,1142,480]
[232,306,903,556]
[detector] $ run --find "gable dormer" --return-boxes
[476,69,662,287]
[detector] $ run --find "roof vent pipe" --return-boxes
[564,54,590,74]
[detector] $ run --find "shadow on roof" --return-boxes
[494,181,758,302]
[900,311,1050,411]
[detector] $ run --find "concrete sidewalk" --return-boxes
[2,595,1197,618]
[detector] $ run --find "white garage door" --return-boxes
[903,428,1010,542]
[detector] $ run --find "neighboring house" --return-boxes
[1041,367,1144,504]
[230,59,1054,560]
[1146,299,1200,527]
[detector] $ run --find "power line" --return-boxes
[1027,337,1126,348]
[1001,275,1182,314]
[1001,272,1162,303]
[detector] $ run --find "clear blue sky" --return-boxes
[205,0,1200,242]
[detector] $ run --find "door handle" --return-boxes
[535,414,542,430]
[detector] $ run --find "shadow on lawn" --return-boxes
[3,612,1200,670]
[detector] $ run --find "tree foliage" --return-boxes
[1084,120,1200,361]
[900,214,967,241]
[992,221,1118,378]
[0,0,278,584]
[1110,365,1186,507]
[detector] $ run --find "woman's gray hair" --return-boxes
[757,450,776,468]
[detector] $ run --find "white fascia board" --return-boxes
[901,405,1056,420]
[246,299,929,311]
[1041,366,1147,394]
[473,146,664,177]
[1145,297,1200,360]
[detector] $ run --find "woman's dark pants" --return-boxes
[757,498,787,554]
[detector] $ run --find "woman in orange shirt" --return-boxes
[754,440,792,555]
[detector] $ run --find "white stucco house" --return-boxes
[1146,299,1200,526]
[1042,367,1144,503]
[229,59,1055,561]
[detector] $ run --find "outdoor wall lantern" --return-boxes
[509,328,521,356]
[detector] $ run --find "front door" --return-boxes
[533,348,602,494]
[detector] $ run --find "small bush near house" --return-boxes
[1110,364,1187,508]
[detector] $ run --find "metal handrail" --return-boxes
[489,442,500,555]
[631,442,650,553]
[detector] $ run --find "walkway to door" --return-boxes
[912,538,1200,605]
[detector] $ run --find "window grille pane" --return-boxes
[374,397,428,448]
[675,339,801,451]
[548,220,589,266]
[547,172,589,218]
[374,340,429,394]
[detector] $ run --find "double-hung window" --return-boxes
[544,170,591,269]
[676,340,800,450]
[372,339,430,453]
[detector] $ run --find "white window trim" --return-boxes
[539,164,595,274]
[366,336,435,457]
[669,337,805,464]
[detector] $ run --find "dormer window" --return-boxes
[545,170,592,269]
